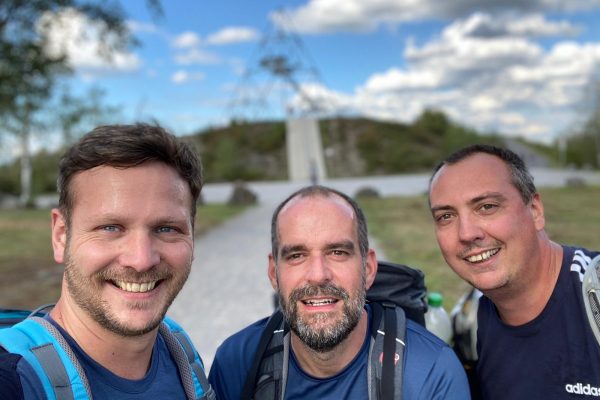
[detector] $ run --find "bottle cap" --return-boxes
[427,292,443,307]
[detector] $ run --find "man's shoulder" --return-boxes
[403,319,470,398]
[0,350,24,399]
[406,318,448,350]
[563,245,599,270]
[214,316,270,361]
[209,316,271,400]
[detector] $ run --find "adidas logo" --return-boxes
[565,383,600,396]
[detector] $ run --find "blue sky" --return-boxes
[33,1,600,146]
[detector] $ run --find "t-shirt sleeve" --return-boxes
[425,345,472,400]
[208,318,268,400]
[0,351,25,400]
[208,354,237,400]
[404,321,471,400]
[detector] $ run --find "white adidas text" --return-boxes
[566,383,600,396]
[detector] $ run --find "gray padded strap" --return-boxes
[160,323,215,400]
[173,331,212,392]
[31,344,74,400]
[159,323,197,399]
[31,317,93,399]
[280,332,291,400]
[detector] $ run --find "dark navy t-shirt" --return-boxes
[477,246,600,399]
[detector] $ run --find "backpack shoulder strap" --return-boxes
[0,316,92,400]
[160,317,216,400]
[368,303,406,400]
[241,309,289,400]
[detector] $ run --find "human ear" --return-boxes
[51,209,67,264]
[364,249,378,290]
[530,193,545,231]
[268,254,278,290]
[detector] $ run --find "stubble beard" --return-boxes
[64,247,190,337]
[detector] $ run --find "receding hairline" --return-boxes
[278,190,357,221]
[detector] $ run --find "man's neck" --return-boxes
[50,298,158,380]
[490,240,563,326]
[290,309,369,378]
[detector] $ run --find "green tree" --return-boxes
[0,0,161,206]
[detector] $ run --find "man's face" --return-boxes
[429,153,545,294]
[51,162,194,336]
[268,195,376,352]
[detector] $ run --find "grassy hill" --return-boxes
[0,109,583,197]
[189,110,510,183]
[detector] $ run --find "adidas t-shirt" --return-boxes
[477,246,600,399]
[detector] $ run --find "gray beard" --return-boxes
[279,282,365,353]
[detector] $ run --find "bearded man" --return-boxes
[209,185,469,399]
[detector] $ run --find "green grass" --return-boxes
[0,203,248,309]
[360,185,600,310]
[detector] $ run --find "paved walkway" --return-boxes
[168,203,276,370]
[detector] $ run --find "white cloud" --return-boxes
[272,0,600,34]
[174,48,220,65]
[206,27,260,45]
[446,12,579,39]
[335,12,600,142]
[172,31,201,48]
[364,69,442,92]
[171,70,205,84]
[38,8,141,74]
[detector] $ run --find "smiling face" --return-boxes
[51,162,194,337]
[429,153,545,293]
[268,194,376,352]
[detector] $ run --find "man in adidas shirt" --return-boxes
[429,144,600,399]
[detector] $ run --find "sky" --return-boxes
[34,0,600,146]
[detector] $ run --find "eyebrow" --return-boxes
[430,192,507,214]
[323,240,356,254]
[279,240,356,258]
[280,244,308,259]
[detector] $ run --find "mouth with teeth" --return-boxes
[302,298,339,307]
[112,280,162,293]
[464,248,500,263]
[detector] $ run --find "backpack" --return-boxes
[241,260,428,400]
[0,305,216,400]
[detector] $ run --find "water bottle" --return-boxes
[425,292,453,344]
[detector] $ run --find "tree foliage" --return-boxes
[0,0,161,206]
[0,0,135,117]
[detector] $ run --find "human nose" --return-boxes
[457,214,485,243]
[305,254,333,284]
[120,231,160,271]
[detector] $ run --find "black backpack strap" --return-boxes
[241,310,286,400]
[368,303,406,400]
[381,303,397,399]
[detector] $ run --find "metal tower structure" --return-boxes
[228,11,332,182]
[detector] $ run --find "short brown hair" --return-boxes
[57,123,203,225]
